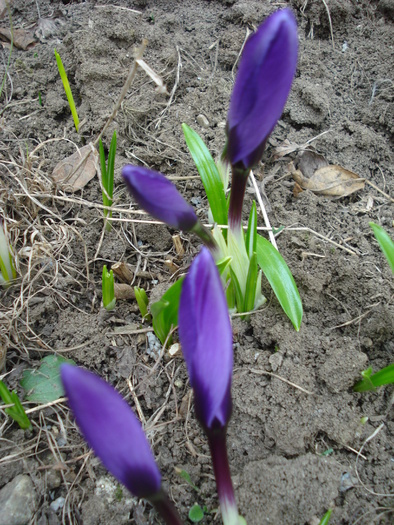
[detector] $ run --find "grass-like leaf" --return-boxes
[243,253,258,314]
[134,287,151,321]
[256,234,302,330]
[319,509,332,525]
[353,364,394,392]
[151,278,183,345]
[245,200,257,259]
[0,380,31,429]
[369,222,394,273]
[99,131,117,231]
[182,123,227,226]
[54,49,79,133]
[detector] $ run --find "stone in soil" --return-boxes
[0,474,36,525]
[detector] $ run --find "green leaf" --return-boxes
[229,267,243,313]
[175,468,199,492]
[319,509,332,525]
[256,235,303,331]
[102,265,116,311]
[245,201,257,259]
[21,355,75,403]
[54,50,79,133]
[188,504,204,523]
[151,278,183,345]
[0,380,31,429]
[244,253,258,313]
[107,131,117,208]
[182,123,227,226]
[354,364,394,392]
[216,256,232,276]
[369,222,394,273]
[134,287,150,320]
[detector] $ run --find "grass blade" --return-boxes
[54,49,79,133]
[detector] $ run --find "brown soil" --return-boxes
[0,1,393,524]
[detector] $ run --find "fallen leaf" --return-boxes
[51,144,99,192]
[292,164,365,197]
[0,27,36,50]
[272,139,303,159]
[298,150,328,178]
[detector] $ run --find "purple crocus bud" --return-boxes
[179,248,243,525]
[178,247,233,430]
[122,165,198,231]
[226,9,298,171]
[61,365,184,525]
[226,9,298,233]
[61,364,161,498]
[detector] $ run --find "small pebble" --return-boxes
[196,114,209,128]
[50,497,65,512]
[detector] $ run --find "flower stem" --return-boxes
[150,490,185,525]
[228,166,250,233]
[207,428,241,525]
[192,222,220,255]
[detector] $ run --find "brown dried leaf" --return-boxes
[272,139,302,159]
[51,145,98,192]
[292,164,365,197]
[298,150,328,178]
[0,27,36,50]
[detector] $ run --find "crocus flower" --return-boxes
[179,248,243,525]
[122,165,197,230]
[122,165,217,250]
[226,8,298,229]
[61,365,183,525]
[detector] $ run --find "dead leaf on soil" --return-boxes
[0,27,36,50]
[51,145,99,192]
[291,150,365,198]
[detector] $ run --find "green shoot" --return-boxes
[54,49,80,132]
[369,222,394,273]
[0,220,17,286]
[188,504,204,523]
[175,467,200,492]
[353,364,394,392]
[319,509,332,525]
[102,265,116,311]
[151,278,183,345]
[99,131,117,232]
[0,380,31,429]
[134,287,151,321]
